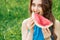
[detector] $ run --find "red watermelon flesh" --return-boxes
[32,12,53,28]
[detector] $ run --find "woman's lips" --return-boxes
[34,12,40,14]
[32,12,43,16]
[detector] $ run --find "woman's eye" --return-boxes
[38,4,42,7]
[32,3,35,6]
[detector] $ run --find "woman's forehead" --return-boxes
[32,0,42,4]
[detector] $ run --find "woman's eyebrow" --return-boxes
[38,4,42,6]
[32,3,35,5]
[38,4,42,5]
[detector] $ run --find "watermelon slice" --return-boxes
[32,12,53,28]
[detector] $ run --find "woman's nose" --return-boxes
[34,6,38,12]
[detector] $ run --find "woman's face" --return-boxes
[31,0,43,15]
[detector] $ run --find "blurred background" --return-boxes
[0,0,60,40]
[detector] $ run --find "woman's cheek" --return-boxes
[39,8,43,15]
[31,6,34,12]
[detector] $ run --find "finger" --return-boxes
[42,28,51,38]
[31,21,34,25]
[45,28,51,35]
[42,28,51,36]
[30,19,34,25]
[46,28,51,34]
[47,28,51,36]
[42,28,47,33]
[27,20,34,27]
[28,18,33,22]
[42,29,48,38]
[43,28,51,34]
[28,21,34,28]
[28,19,33,24]
[30,17,33,21]
[42,29,50,38]
[31,23,34,29]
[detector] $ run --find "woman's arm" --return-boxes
[26,30,33,40]
[54,20,60,40]
[22,18,34,40]
[22,20,28,40]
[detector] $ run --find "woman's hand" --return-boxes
[27,17,34,32]
[42,28,51,39]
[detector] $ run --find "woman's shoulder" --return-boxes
[55,19,60,23]
[55,19,60,27]
[22,17,31,25]
[55,19,60,26]
[22,17,31,31]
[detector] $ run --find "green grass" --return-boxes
[0,0,60,40]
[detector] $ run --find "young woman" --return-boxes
[22,0,60,40]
